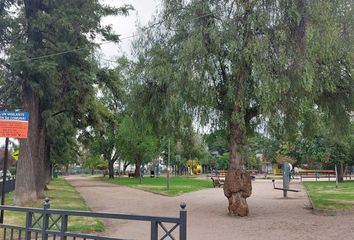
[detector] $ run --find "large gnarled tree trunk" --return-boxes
[223,120,252,217]
[223,60,252,216]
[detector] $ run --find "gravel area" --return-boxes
[66,176,354,240]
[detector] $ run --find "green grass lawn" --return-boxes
[2,177,104,233]
[303,181,354,210]
[103,176,213,196]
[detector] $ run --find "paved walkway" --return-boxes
[66,176,354,240]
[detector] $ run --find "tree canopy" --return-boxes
[0,0,352,214]
[0,0,132,205]
[130,0,354,216]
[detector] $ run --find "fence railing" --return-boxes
[0,198,187,240]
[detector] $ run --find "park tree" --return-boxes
[110,53,199,176]
[159,131,209,174]
[84,100,120,179]
[117,116,159,177]
[159,127,210,166]
[85,59,132,179]
[134,0,354,216]
[204,130,228,156]
[0,0,132,205]
[298,121,354,181]
[47,114,79,174]
[83,155,106,175]
[321,138,352,181]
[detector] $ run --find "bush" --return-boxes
[96,162,108,171]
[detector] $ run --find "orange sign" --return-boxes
[0,112,29,139]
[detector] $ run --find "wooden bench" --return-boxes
[211,170,227,188]
[210,169,257,187]
[299,170,335,181]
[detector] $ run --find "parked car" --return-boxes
[0,170,13,179]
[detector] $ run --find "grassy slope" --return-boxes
[3,178,104,233]
[303,181,354,210]
[103,176,213,196]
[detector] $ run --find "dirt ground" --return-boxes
[66,176,354,240]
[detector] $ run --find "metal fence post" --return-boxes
[1,200,187,240]
[60,214,68,240]
[42,197,50,240]
[179,203,187,240]
[25,210,33,240]
[150,221,158,240]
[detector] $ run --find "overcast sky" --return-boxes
[99,0,161,63]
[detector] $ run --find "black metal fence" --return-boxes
[0,198,187,240]
[0,177,15,196]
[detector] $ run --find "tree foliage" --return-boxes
[132,0,354,215]
[0,0,132,204]
[117,115,159,177]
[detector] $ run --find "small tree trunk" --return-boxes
[117,160,121,176]
[134,160,142,177]
[44,144,51,184]
[337,163,344,182]
[123,162,129,175]
[108,160,115,179]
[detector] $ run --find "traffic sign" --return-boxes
[12,150,19,160]
[0,111,29,138]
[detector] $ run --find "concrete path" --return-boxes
[66,176,354,240]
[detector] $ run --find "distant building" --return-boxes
[257,154,272,174]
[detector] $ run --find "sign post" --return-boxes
[0,137,9,223]
[0,111,29,223]
[0,111,29,138]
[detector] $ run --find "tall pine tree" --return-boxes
[0,0,131,205]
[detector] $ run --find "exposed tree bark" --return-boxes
[224,169,252,216]
[134,159,142,177]
[223,118,252,217]
[44,144,51,184]
[228,120,243,170]
[123,161,129,175]
[36,122,46,198]
[107,152,118,179]
[15,0,47,205]
[223,57,252,216]
[337,164,344,182]
[14,84,39,205]
[108,160,115,179]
